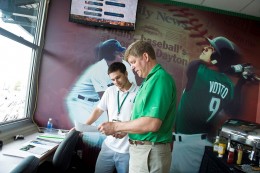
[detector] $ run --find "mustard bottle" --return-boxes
[236,144,243,165]
[218,142,227,158]
[213,136,220,152]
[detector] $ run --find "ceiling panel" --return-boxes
[171,0,260,18]
[241,0,260,17]
[203,0,252,12]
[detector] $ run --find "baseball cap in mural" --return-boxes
[97,39,126,61]
[207,36,240,58]
[101,39,126,52]
[207,36,241,71]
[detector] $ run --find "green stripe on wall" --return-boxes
[150,0,260,21]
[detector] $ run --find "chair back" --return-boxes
[52,129,80,172]
[10,155,39,173]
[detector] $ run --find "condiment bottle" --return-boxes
[213,136,220,152]
[218,139,227,158]
[227,147,235,164]
[236,144,243,165]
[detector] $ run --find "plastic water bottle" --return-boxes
[47,118,53,132]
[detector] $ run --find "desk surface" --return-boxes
[0,129,66,173]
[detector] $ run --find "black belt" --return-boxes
[78,95,99,102]
[129,139,167,145]
[173,134,207,142]
[107,83,114,87]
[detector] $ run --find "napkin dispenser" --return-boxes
[219,119,260,149]
[219,119,260,163]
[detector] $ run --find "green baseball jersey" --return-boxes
[175,64,234,134]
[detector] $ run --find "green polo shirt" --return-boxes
[129,64,176,143]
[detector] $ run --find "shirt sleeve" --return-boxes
[97,88,109,111]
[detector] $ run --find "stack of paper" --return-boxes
[37,134,66,143]
[3,139,58,158]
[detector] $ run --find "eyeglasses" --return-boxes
[202,46,214,52]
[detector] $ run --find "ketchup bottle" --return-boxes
[227,147,235,164]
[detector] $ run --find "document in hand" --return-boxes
[74,121,99,132]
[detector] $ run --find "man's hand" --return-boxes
[98,122,117,135]
[69,127,75,132]
[113,132,127,139]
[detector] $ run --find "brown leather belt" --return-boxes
[129,139,166,145]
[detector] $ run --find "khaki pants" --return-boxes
[129,143,172,173]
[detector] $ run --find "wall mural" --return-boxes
[35,0,259,170]
[34,0,260,168]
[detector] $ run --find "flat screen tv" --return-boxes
[69,0,139,30]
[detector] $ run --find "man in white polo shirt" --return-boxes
[65,39,136,125]
[85,62,138,173]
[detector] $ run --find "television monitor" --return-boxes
[69,0,139,30]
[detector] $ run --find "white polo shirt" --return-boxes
[97,83,139,153]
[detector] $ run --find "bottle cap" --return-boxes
[237,144,243,149]
[229,147,234,152]
[218,154,223,158]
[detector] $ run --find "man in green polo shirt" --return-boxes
[98,40,177,173]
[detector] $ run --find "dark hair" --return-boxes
[124,40,156,61]
[108,62,126,75]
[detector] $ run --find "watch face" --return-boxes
[112,119,121,122]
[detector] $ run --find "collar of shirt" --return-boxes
[144,64,162,82]
[116,82,138,93]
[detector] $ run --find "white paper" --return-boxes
[3,149,34,158]
[19,144,49,155]
[29,139,58,147]
[3,140,57,158]
[74,121,99,132]
[36,134,65,143]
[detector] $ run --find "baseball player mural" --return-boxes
[171,36,258,173]
[65,39,136,126]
